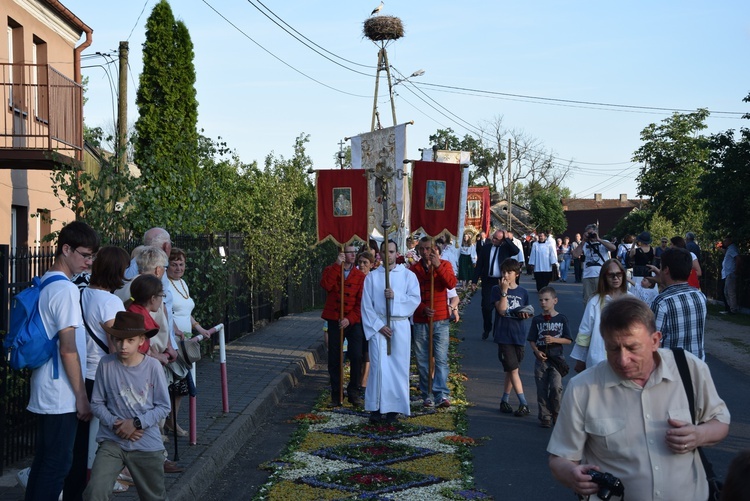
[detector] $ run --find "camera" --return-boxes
[587,469,624,500]
[587,232,598,240]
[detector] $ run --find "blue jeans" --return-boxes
[560,255,571,281]
[26,412,79,501]
[412,320,450,402]
[533,360,563,421]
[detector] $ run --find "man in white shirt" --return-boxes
[720,235,740,314]
[25,221,99,500]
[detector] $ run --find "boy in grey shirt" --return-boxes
[84,312,170,501]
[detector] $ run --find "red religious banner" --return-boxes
[466,186,491,234]
[410,161,462,238]
[316,169,368,245]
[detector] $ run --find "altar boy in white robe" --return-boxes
[362,240,421,423]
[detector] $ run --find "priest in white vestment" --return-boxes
[361,241,421,421]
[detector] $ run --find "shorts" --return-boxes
[498,343,524,372]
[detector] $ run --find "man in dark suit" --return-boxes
[472,229,520,339]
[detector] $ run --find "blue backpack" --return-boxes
[4,274,69,378]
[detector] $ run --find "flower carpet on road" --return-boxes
[255,290,490,500]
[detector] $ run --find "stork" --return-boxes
[371,1,384,16]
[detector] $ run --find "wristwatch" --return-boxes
[500,292,508,297]
[133,417,142,430]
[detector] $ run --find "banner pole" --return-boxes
[339,245,345,405]
[428,242,435,397]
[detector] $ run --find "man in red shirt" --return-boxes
[320,244,366,406]
[410,237,457,408]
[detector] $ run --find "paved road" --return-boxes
[461,274,750,500]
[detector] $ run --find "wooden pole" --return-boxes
[339,245,345,405]
[507,138,512,231]
[371,48,385,132]
[428,242,435,397]
[382,49,397,126]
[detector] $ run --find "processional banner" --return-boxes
[316,169,368,246]
[419,149,471,243]
[410,160,462,240]
[350,124,409,243]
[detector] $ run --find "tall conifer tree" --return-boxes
[134,0,200,233]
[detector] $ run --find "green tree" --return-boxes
[632,109,710,227]
[528,192,567,236]
[133,0,200,234]
[701,127,750,244]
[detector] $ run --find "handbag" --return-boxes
[672,348,723,501]
[179,338,202,365]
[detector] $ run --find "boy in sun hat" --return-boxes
[84,312,170,501]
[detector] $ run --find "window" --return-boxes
[32,35,48,122]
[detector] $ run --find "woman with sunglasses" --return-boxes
[570,259,630,373]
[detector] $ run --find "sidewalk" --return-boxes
[0,311,326,501]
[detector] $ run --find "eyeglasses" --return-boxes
[73,248,96,261]
[606,272,624,279]
[156,293,167,298]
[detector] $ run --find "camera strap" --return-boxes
[672,348,722,500]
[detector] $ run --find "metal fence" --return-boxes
[0,234,330,472]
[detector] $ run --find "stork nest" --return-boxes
[363,16,404,41]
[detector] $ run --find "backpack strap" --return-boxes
[80,289,109,355]
[671,348,720,493]
[39,274,71,379]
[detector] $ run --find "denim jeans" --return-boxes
[412,320,450,402]
[560,255,571,281]
[25,412,79,501]
[533,360,563,421]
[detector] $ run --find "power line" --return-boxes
[127,0,151,41]
[248,0,376,71]
[200,0,370,98]
[414,81,746,117]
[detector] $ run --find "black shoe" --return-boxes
[514,404,530,417]
[499,401,513,414]
[384,412,399,423]
[369,411,382,423]
[348,393,363,407]
[540,417,552,428]
[482,331,489,340]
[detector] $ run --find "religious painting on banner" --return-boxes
[316,169,368,246]
[350,124,409,243]
[421,149,471,243]
[410,161,462,240]
[466,186,491,234]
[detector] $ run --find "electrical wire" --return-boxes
[79,63,118,128]
[201,0,370,98]
[248,0,376,70]
[414,81,746,117]
[127,0,151,41]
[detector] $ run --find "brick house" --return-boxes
[561,193,643,239]
[1,0,91,247]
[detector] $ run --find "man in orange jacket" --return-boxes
[410,237,457,408]
[320,244,366,406]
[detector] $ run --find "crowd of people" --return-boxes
[319,222,741,500]
[20,223,217,501]
[19,220,743,501]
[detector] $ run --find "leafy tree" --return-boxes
[133,0,200,234]
[701,127,750,244]
[605,208,653,241]
[529,192,567,236]
[632,109,710,227]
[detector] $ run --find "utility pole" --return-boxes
[507,138,512,231]
[117,41,128,172]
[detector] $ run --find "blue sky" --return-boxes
[64,0,749,200]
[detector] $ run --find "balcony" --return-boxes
[0,63,83,170]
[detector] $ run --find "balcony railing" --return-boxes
[1,63,83,160]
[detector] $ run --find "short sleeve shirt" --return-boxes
[491,285,529,345]
[526,313,572,357]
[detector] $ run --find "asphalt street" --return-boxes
[461,273,749,500]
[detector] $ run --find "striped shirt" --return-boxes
[651,283,707,360]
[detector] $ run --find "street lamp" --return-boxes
[389,69,425,123]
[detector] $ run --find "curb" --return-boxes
[170,338,326,501]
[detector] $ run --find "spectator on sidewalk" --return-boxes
[670,236,702,289]
[571,233,583,283]
[720,235,740,315]
[650,247,707,360]
[458,232,477,288]
[410,237,457,409]
[685,231,702,264]
[472,230,520,340]
[320,244,366,407]
[25,221,99,501]
[548,296,730,501]
[361,240,421,423]
[84,312,169,501]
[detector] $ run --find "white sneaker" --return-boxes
[113,480,129,492]
[16,467,30,489]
